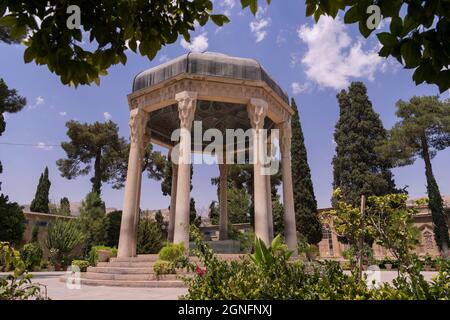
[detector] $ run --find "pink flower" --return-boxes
[196,264,207,277]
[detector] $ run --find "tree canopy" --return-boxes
[0,0,268,86]
[0,78,26,188]
[59,197,71,216]
[30,167,51,213]
[291,98,322,244]
[113,143,166,190]
[304,0,450,93]
[379,96,450,257]
[0,194,25,245]
[332,82,399,207]
[57,120,127,195]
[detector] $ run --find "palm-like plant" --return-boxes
[45,220,84,265]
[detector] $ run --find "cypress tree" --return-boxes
[379,96,450,258]
[332,82,397,207]
[291,98,322,244]
[190,197,201,227]
[30,167,51,213]
[59,197,71,215]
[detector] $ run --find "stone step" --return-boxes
[82,272,181,281]
[87,266,154,274]
[60,276,186,288]
[110,255,159,263]
[97,261,155,268]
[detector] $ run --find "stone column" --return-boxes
[168,148,178,243]
[219,163,228,240]
[130,127,151,257]
[118,108,149,258]
[279,120,298,251]
[266,167,274,242]
[247,98,270,245]
[173,91,197,248]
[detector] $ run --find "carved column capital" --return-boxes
[129,108,149,146]
[175,91,197,131]
[278,120,292,156]
[247,98,268,130]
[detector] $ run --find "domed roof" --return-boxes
[132,52,289,103]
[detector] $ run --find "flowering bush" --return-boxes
[180,228,450,300]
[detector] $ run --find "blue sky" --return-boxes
[1,0,449,214]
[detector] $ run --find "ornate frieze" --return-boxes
[129,77,292,124]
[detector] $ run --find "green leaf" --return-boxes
[23,47,34,63]
[210,14,230,27]
[344,5,360,24]
[0,15,17,27]
[249,0,258,15]
[306,4,316,17]
[390,17,403,36]
[377,32,398,47]
[241,0,258,15]
[401,40,421,68]
[358,19,372,38]
[10,24,26,40]
[402,15,419,37]
[436,70,450,93]
[378,45,391,58]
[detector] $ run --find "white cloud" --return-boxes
[36,96,44,105]
[276,30,288,46]
[36,142,53,151]
[103,112,112,120]
[291,82,312,95]
[290,53,302,68]
[249,6,271,43]
[28,96,45,109]
[219,0,236,16]
[222,0,236,9]
[297,16,385,90]
[159,54,170,63]
[180,32,209,52]
[59,111,67,116]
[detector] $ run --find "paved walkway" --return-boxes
[27,272,187,300]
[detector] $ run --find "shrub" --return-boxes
[40,260,49,270]
[229,227,255,253]
[0,194,25,245]
[137,218,163,254]
[88,246,117,266]
[71,260,90,272]
[45,219,84,266]
[153,260,175,276]
[21,242,43,271]
[158,243,185,262]
[105,210,122,247]
[180,228,450,300]
[297,234,319,261]
[0,242,46,300]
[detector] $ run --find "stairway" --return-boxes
[60,254,245,288]
[60,255,187,288]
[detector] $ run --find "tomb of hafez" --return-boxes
[117,51,297,258]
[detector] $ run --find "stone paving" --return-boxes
[28,272,188,300]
